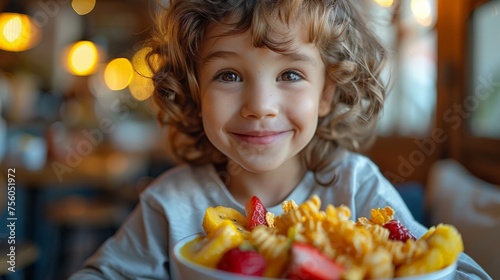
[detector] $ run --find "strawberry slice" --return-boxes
[245,196,268,230]
[383,219,417,242]
[216,247,266,276]
[285,243,344,280]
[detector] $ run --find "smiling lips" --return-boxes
[232,131,288,145]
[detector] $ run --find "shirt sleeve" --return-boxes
[353,168,428,237]
[68,195,171,280]
[355,166,492,280]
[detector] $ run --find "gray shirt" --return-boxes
[69,151,491,279]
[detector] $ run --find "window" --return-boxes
[469,1,500,138]
[370,0,437,136]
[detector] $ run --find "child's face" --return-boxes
[197,24,333,173]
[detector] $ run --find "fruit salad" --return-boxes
[180,195,464,279]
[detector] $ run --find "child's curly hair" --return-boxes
[146,0,387,176]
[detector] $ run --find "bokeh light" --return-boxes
[71,0,97,16]
[129,47,156,101]
[129,70,155,101]
[0,13,41,52]
[104,58,134,91]
[63,40,100,76]
[411,0,434,26]
[373,0,394,8]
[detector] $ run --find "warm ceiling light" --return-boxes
[0,12,41,52]
[63,40,101,76]
[104,58,134,91]
[71,0,96,16]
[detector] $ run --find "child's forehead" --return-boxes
[202,16,313,51]
[198,25,322,67]
[199,27,310,61]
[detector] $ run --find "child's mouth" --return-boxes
[231,131,288,145]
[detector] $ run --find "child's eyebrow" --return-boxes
[200,50,318,67]
[283,52,318,67]
[200,50,237,64]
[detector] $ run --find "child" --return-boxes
[70,0,491,279]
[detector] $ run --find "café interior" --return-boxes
[0,0,499,279]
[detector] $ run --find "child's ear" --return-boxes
[318,82,336,117]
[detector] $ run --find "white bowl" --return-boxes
[172,233,457,280]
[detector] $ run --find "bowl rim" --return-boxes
[172,233,457,280]
[172,233,274,280]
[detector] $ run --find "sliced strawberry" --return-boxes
[245,196,268,230]
[383,219,417,242]
[216,247,266,276]
[284,243,344,280]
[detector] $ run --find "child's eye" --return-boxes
[214,71,241,82]
[278,71,304,82]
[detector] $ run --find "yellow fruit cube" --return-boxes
[189,220,244,268]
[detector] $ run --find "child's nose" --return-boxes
[240,83,279,119]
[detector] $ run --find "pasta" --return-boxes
[263,195,463,279]
[190,195,463,279]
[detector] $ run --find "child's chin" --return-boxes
[231,160,284,174]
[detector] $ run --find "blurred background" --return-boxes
[0,0,499,279]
